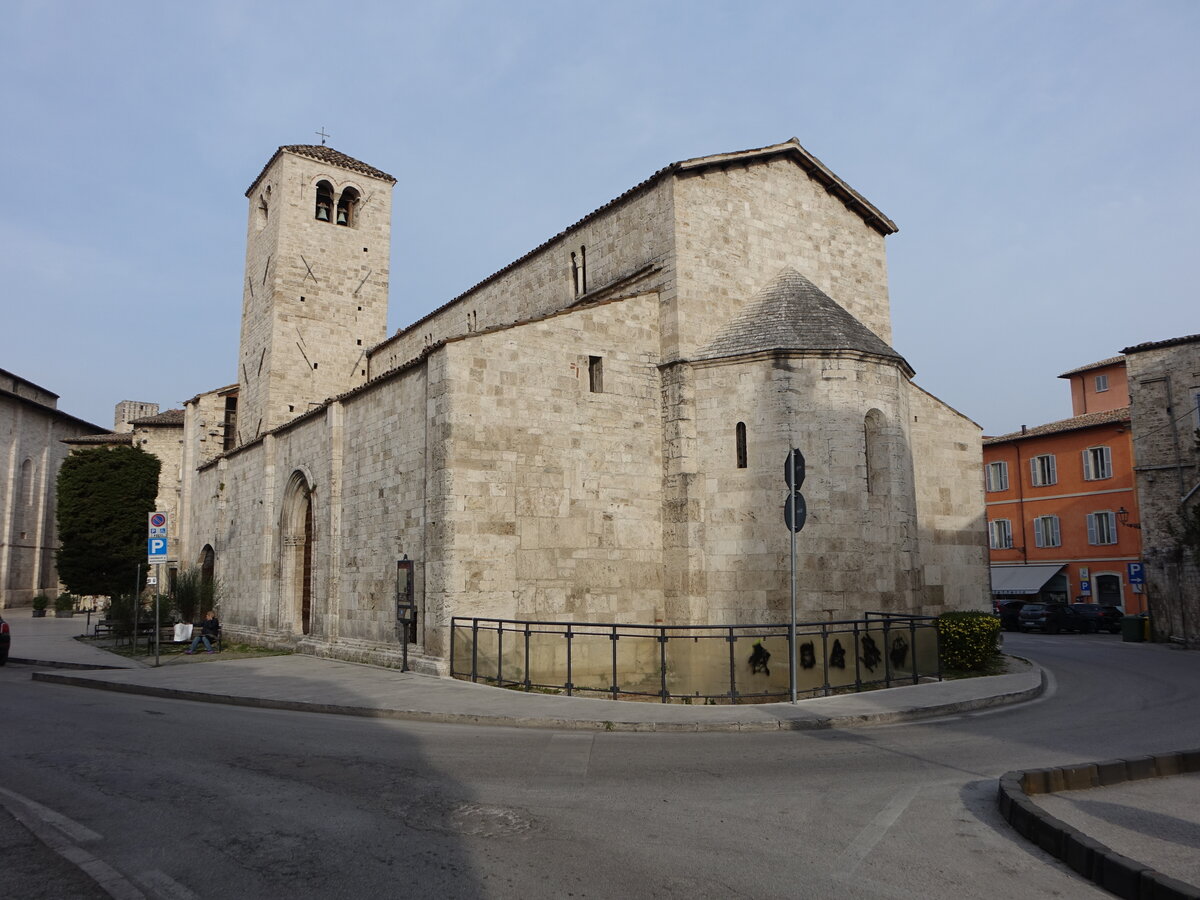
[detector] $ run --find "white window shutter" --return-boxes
[1083,450,1093,480]
[1048,456,1057,483]
[1051,517,1060,546]
[1087,513,1098,544]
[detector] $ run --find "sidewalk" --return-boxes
[7,607,1044,732]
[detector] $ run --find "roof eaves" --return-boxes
[675,138,898,235]
[246,145,397,197]
[1057,356,1125,378]
[1121,333,1200,355]
[983,407,1131,444]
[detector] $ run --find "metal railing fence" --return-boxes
[450,612,940,703]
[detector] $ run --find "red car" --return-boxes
[0,614,10,665]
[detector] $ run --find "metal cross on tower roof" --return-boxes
[316,127,330,145]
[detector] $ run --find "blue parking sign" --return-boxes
[1128,562,1145,586]
[148,537,168,560]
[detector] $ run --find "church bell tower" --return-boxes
[235,144,395,443]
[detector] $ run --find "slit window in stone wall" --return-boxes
[863,409,886,494]
[735,422,747,468]
[588,356,603,393]
[571,245,588,296]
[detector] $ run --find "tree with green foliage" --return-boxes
[56,446,160,597]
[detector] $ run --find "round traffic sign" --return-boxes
[784,492,807,533]
[150,513,166,528]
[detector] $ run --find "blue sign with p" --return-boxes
[148,537,168,560]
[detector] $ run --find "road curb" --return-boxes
[30,663,1044,732]
[997,751,1200,899]
[7,657,127,671]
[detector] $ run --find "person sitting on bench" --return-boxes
[185,611,221,654]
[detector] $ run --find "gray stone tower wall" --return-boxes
[237,150,393,442]
[1125,338,1200,644]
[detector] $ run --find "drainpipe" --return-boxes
[1016,429,1028,564]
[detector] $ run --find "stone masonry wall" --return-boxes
[132,424,183,541]
[428,292,666,648]
[672,157,892,362]
[690,352,921,625]
[1125,340,1200,643]
[369,178,675,375]
[0,393,101,606]
[907,384,989,613]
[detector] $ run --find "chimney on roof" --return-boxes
[1021,425,1027,434]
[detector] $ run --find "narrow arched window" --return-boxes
[336,187,359,227]
[314,181,334,222]
[735,422,747,469]
[864,409,885,493]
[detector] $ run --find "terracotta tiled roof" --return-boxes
[130,409,185,426]
[1058,356,1125,378]
[983,407,1130,445]
[1121,333,1200,355]
[246,145,396,196]
[696,268,911,373]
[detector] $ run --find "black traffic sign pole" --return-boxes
[784,448,807,703]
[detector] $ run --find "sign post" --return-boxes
[783,449,807,704]
[148,512,169,666]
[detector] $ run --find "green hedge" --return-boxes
[937,611,1001,671]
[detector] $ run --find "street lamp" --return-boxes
[1117,507,1141,529]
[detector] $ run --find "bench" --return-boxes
[93,619,159,638]
[179,628,222,652]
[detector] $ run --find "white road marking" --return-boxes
[834,783,921,875]
[136,869,201,900]
[0,784,102,841]
[0,786,144,899]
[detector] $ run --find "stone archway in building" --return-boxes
[281,472,314,636]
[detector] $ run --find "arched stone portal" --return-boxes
[281,472,314,636]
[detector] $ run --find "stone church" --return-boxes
[173,138,988,669]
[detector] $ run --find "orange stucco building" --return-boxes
[984,357,1145,612]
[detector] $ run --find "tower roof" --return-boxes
[696,268,912,374]
[246,145,397,196]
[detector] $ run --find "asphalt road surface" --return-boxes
[2,632,1197,899]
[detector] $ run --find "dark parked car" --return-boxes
[1019,602,1088,634]
[1071,603,1123,634]
[0,613,10,665]
[993,600,1027,632]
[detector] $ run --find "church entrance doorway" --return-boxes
[282,472,314,636]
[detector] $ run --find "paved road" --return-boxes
[1,628,1197,898]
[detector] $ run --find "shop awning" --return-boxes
[990,564,1066,596]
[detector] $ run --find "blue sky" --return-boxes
[2,0,1196,436]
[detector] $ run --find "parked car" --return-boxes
[0,614,10,664]
[993,600,1027,632]
[1018,602,1089,634]
[1071,603,1123,634]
